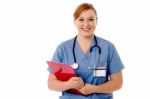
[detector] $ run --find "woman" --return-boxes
[48,3,124,99]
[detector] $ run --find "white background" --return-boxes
[0,0,150,99]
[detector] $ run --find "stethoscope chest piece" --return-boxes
[71,63,79,69]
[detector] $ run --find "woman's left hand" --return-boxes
[79,83,97,95]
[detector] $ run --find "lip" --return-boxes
[82,28,91,32]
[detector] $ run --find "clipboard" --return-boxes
[46,61,84,95]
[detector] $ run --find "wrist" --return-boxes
[64,81,72,90]
[92,85,99,93]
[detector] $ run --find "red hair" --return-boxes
[73,3,97,20]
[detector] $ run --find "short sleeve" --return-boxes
[51,44,64,63]
[108,43,125,75]
[47,44,64,73]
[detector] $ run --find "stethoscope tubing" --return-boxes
[72,35,101,65]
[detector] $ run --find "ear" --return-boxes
[74,19,76,26]
[96,17,98,25]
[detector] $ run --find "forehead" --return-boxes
[79,9,96,18]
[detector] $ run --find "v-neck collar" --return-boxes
[75,37,95,61]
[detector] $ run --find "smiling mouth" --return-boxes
[82,28,91,32]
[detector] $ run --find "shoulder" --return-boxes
[57,37,74,50]
[96,36,114,47]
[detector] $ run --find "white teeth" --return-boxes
[82,28,90,31]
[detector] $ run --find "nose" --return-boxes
[83,20,89,27]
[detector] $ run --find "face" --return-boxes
[74,9,97,38]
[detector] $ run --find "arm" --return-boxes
[48,73,84,92]
[79,71,123,95]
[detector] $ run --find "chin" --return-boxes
[82,33,93,38]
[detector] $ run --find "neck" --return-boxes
[77,34,94,43]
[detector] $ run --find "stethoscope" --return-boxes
[71,35,101,69]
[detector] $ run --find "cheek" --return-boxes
[91,21,97,26]
[75,20,81,26]
[91,23,97,28]
[75,24,81,32]
[75,23,82,28]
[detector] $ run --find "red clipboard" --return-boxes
[46,61,83,95]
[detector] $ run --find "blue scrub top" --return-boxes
[49,36,124,99]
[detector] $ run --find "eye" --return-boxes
[78,19,84,21]
[88,18,94,21]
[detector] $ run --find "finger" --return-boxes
[77,81,85,89]
[78,77,83,81]
[70,77,79,81]
[80,79,84,84]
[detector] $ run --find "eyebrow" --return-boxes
[78,16,95,19]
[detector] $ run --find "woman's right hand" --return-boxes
[66,77,84,89]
